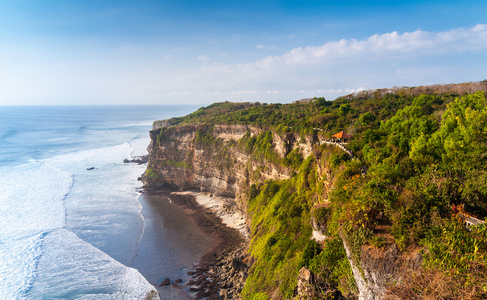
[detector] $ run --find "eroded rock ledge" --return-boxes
[142,123,296,214]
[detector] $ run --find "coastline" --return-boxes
[137,186,248,299]
[130,187,211,299]
[173,191,250,240]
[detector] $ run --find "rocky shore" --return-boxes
[186,247,249,299]
[143,186,249,299]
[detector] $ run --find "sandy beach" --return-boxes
[131,188,245,299]
[172,191,250,240]
[130,189,214,299]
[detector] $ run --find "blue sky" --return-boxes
[0,0,486,105]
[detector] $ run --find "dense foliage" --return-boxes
[155,82,487,299]
[330,91,487,298]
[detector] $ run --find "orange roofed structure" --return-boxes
[331,131,352,142]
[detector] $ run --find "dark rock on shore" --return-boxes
[188,247,249,300]
[159,278,170,286]
[143,187,248,299]
[171,282,183,289]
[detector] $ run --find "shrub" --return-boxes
[330,152,349,169]
[309,237,357,297]
[314,206,331,229]
[299,240,322,269]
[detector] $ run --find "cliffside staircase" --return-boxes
[453,204,486,230]
[319,140,354,158]
[318,140,369,176]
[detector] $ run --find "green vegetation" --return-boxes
[160,159,192,169]
[238,130,281,164]
[152,82,487,299]
[331,91,487,298]
[195,126,217,145]
[309,237,357,297]
[145,167,158,179]
[243,179,312,299]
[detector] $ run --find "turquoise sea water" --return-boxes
[0,106,199,299]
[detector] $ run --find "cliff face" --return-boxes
[341,235,423,300]
[142,87,487,299]
[143,123,292,212]
[143,120,422,300]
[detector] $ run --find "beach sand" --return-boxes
[173,191,250,239]
[130,189,213,299]
[130,188,244,299]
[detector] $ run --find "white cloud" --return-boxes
[1,25,486,105]
[244,24,487,69]
[171,24,486,103]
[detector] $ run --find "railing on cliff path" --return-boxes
[318,140,369,176]
[453,204,486,230]
[319,140,354,158]
[460,213,486,229]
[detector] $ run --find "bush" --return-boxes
[285,148,304,170]
[299,240,322,268]
[309,237,357,297]
[358,112,376,126]
[330,152,349,169]
[247,292,269,300]
[314,206,331,229]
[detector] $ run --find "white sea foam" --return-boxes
[25,229,158,300]
[0,106,195,299]
[0,234,43,299]
[44,139,149,264]
[112,121,155,128]
[0,162,72,298]
[0,137,158,299]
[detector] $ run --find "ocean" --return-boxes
[0,105,208,299]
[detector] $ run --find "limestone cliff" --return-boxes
[341,233,423,300]
[142,86,487,299]
[143,123,297,213]
[143,119,421,300]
